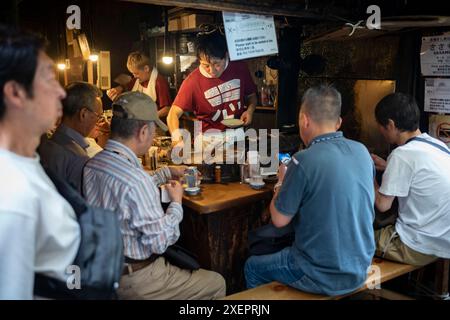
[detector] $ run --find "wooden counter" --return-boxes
[179,182,273,294]
[182,182,272,214]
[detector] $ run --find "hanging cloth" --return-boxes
[132,67,158,103]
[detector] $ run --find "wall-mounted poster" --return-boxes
[222,12,278,61]
[424,78,450,113]
[421,33,450,76]
[429,114,450,147]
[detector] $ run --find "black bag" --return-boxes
[163,244,200,270]
[248,222,295,256]
[34,169,124,299]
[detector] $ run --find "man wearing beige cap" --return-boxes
[83,92,226,300]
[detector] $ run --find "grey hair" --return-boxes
[110,117,154,140]
[62,81,102,118]
[301,85,341,123]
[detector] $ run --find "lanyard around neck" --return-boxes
[405,136,450,155]
[309,133,342,147]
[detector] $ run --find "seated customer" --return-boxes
[244,85,376,296]
[39,81,103,193]
[0,25,80,299]
[371,93,450,265]
[83,92,226,300]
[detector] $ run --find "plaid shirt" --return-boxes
[83,139,183,260]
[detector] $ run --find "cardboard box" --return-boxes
[180,15,190,30]
[180,14,214,30]
[168,18,181,31]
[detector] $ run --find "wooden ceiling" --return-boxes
[123,0,321,19]
[123,0,450,41]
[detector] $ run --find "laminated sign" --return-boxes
[424,78,450,113]
[421,34,450,76]
[222,12,278,61]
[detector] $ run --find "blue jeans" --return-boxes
[244,247,305,289]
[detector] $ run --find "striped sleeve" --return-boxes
[126,178,183,255]
[148,166,172,187]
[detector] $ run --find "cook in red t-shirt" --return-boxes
[126,75,172,112]
[168,31,258,142]
[173,60,257,132]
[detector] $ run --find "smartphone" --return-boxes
[278,152,291,165]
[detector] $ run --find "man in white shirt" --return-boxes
[0,25,80,299]
[371,93,450,265]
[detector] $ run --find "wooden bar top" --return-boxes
[182,182,273,214]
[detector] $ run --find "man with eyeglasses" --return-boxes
[38,81,104,194]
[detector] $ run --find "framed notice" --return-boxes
[222,12,278,61]
[421,34,450,76]
[424,78,450,113]
[429,114,450,147]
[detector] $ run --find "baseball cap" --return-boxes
[112,91,168,132]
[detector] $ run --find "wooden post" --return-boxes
[87,60,94,84]
[63,68,68,86]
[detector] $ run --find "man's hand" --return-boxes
[165,180,183,204]
[171,139,185,149]
[371,153,387,171]
[168,165,188,180]
[106,86,124,102]
[240,110,254,126]
[89,118,111,148]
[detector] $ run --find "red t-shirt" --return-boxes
[173,61,257,132]
[127,74,172,110]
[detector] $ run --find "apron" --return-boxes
[131,67,158,103]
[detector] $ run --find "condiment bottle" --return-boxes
[215,165,221,183]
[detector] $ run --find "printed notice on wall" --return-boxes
[429,114,450,147]
[421,34,450,76]
[222,12,278,61]
[425,78,450,113]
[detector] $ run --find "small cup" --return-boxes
[250,175,263,185]
[160,185,171,203]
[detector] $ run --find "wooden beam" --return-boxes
[122,0,322,19]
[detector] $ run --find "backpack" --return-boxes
[34,168,124,299]
[248,222,295,256]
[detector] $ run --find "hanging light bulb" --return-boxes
[57,63,66,70]
[89,53,99,62]
[162,54,173,65]
[162,7,173,65]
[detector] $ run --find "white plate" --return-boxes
[221,119,244,128]
[249,182,265,189]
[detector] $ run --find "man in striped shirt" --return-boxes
[83,92,226,300]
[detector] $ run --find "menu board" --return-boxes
[222,12,278,61]
[424,78,450,113]
[421,34,450,76]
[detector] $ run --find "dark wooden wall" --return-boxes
[10,0,163,108]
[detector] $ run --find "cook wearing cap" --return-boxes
[112,91,168,132]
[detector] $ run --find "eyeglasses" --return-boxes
[85,108,103,121]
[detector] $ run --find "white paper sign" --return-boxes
[222,12,278,61]
[429,114,450,147]
[421,34,450,76]
[424,78,450,113]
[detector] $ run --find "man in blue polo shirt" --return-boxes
[245,85,375,296]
